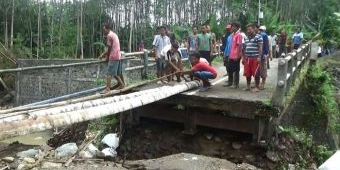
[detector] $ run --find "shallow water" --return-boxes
[0,130,53,145]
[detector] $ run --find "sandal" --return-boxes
[259,83,265,90]
[100,89,110,94]
[243,87,251,91]
[252,88,260,92]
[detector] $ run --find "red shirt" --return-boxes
[107,31,121,61]
[192,62,217,78]
[229,31,243,60]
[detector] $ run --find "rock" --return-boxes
[236,163,258,170]
[232,142,242,150]
[2,157,15,163]
[55,143,78,158]
[214,136,222,142]
[204,133,213,140]
[41,162,62,169]
[267,162,276,170]
[277,144,287,150]
[102,134,119,149]
[23,157,35,164]
[224,141,231,145]
[95,151,106,159]
[309,163,317,170]
[266,151,280,162]
[87,143,99,155]
[17,163,27,170]
[79,151,94,159]
[245,155,256,162]
[16,149,39,158]
[288,164,295,170]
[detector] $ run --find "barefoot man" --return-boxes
[101,24,125,93]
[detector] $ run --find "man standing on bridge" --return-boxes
[292,27,304,50]
[154,26,171,84]
[224,22,243,89]
[180,52,217,92]
[243,23,263,92]
[197,24,213,65]
[101,24,125,94]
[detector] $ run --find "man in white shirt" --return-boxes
[270,32,277,58]
[154,26,171,84]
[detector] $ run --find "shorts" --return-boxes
[107,60,122,76]
[243,57,259,78]
[228,58,241,73]
[156,58,166,71]
[199,51,211,64]
[194,71,215,80]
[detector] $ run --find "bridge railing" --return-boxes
[272,42,312,107]
[0,50,154,106]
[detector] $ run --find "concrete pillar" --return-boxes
[272,58,288,107]
[286,55,293,95]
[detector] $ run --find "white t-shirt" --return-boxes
[271,35,277,46]
[160,45,171,59]
[199,58,209,64]
[318,47,322,54]
[154,35,171,58]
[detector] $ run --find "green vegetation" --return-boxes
[212,56,224,65]
[0,0,339,63]
[277,125,335,168]
[305,63,340,148]
[88,114,119,146]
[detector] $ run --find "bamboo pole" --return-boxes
[0,81,200,141]
[0,72,178,115]
[0,57,132,74]
[0,87,163,123]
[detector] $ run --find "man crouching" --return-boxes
[179,52,217,92]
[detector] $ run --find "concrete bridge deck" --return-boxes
[137,42,314,141]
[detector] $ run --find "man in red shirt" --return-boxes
[224,22,243,89]
[101,24,125,94]
[180,52,217,92]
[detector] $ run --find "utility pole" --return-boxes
[258,0,261,25]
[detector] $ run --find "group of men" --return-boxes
[152,24,219,91]
[100,22,304,93]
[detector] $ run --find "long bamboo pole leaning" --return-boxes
[0,81,200,141]
[0,72,179,115]
[0,87,164,123]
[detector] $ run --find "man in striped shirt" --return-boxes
[243,23,263,92]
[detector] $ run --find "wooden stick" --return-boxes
[64,132,100,167]
[0,166,9,170]
[0,77,10,92]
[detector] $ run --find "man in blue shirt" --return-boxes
[258,25,270,90]
[223,24,232,78]
[292,27,303,50]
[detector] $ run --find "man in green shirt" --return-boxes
[196,24,213,65]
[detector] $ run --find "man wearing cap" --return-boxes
[224,22,243,89]
[258,25,270,90]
